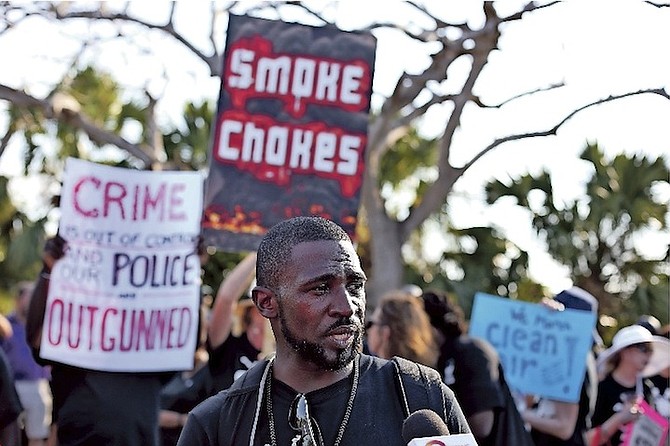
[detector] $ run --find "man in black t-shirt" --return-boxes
[178,217,471,446]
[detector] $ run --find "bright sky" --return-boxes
[0,1,668,293]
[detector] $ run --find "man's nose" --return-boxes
[329,285,356,317]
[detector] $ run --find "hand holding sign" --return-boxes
[42,235,66,271]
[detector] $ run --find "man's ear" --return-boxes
[252,286,278,318]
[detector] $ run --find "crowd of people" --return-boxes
[1,216,669,446]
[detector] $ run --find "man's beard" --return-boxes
[278,305,363,371]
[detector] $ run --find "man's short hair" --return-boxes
[256,216,350,290]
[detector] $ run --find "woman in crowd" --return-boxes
[587,324,670,445]
[365,290,438,368]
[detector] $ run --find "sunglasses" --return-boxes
[288,394,322,446]
[630,343,653,354]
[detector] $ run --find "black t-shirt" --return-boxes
[592,373,652,446]
[207,333,261,393]
[648,373,669,395]
[647,373,670,417]
[255,370,357,446]
[161,366,214,414]
[439,335,505,446]
[177,354,471,446]
[160,366,213,446]
[51,364,166,446]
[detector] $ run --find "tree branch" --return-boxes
[0,126,15,159]
[460,87,670,175]
[390,92,458,131]
[474,82,565,108]
[0,84,156,166]
[280,1,330,24]
[40,5,221,76]
[644,1,670,7]
[500,1,561,22]
[401,5,501,238]
[208,2,219,56]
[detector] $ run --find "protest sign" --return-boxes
[469,292,596,402]
[621,400,669,446]
[39,158,203,372]
[202,14,377,251]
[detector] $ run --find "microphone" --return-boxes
[402,409,478,446]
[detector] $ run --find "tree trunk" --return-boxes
[365,215,404,309]
[360,120,405,308]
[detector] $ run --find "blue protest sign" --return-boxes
[469,292,596,402]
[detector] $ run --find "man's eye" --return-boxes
[347,280,365,295]
[313,283,329,295]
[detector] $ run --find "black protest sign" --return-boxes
[202,14,377,251]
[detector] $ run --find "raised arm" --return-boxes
[522,400,579,440]
[207,252,257,350]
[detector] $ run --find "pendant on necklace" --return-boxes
[259,357,359,446]
[289,433,314,446]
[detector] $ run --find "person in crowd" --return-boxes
[586,324,670,445]
[206,252,274,394]
[1,281,53,446]
[0,315,23,446]
[177,216,471,446]
[159,247,277,446]
[365,289,438,368]
[522,286,601,446]
[420,288,510,446]
[636,319,670,418]
[159,298,213,446]
[26,235,175,446]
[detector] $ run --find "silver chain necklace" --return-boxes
[258,356,360,446]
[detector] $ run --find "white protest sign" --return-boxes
[39,158,203,372]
